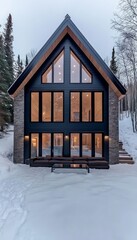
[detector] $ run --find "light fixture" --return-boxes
[104,135,109,141]
[86,94,89,97]
[65,135,69,140]
[24,135,29,141]
[73,64,76,68]
[58,64,61,68]
[59,72,61,75]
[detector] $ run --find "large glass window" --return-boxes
[71,133,80,157]
[42,51,64,83]
[42,92,51,122]
[71,92,80,121]
[42,133,51,156]
[31,92,39,122]
[53,133,63,156]
[94,92,103,122]
[53,92,63,122]
[54,51,64,83]
[82,133,92,157]
[31,134,39,157]
[95,133,103,157]
[82,65,92,83]
[82,92,92,121]
[42,66,52,83]
[71,51,80,83]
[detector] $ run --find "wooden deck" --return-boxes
[29,156,109,169]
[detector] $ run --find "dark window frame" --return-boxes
[42,91,64,123]
[30,133,39,158]
[30,92,40,122]
[42,92,52,122]
[29,132,64,158]
[70,91,103,123]
[94,91,104,122]
[30,91,64,123]
[69,132,104,157]
[70,49,92,84]
[53,92,64,122]
[41,49,65,84]
[95,132,104,157]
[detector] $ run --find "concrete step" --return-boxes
[119,141,134,164]
[119,150,128,154]
[119,156,133,160]
[119,159,134,164]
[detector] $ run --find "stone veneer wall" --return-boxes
[109,87,119,164]
[14,89,24,163]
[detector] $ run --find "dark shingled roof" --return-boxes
[8,15,126,96]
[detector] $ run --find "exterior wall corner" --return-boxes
[14,88,24,163]
[109,87,119,164]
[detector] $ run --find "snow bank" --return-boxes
[0,125,14,177]
[119,116,137,162]
[0,118,137,240]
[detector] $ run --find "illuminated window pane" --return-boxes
[53,92,63,121]
[82,65,92,83]
[71,51,80,83]
[54,51,64,83]
[42,65,52,83]
[53,133,63,156]
[42,92,51,122]
[71,92,80,121]
[82,92,92,121]
[94,92,103,122]
[82,133,92,157]
[95,133,102,157]
[31,134,39,157]
[31,92,39,122]
[42,133,51,156]
[71,133,80,157]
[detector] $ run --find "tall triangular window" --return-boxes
[42,66,52,83]
[42,50,64,83]
[82,65,92,83]
[70,51,80,83]
[70,51,92,83]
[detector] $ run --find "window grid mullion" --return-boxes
[80,92,82,122]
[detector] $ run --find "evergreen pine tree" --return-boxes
[3,14,14,122]
[0,34,11,129]
[110,47,118,75]
[25,54,29,67]
[15,54,24,78]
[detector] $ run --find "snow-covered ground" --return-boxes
[0,118,137,240]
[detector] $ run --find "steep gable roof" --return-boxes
[8,15,126,98]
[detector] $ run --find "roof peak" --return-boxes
[65,14,71,20]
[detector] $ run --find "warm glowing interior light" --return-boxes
[65,135,69,140]
[24,135,29,141]
[104,135,109,140]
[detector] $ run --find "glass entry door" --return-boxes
[53,133,63,156]
[70,133,80,156]
[42,133,63,157]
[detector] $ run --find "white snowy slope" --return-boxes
[0,118,137,240]
[119,116,137,162]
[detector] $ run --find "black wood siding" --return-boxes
[24,37,109,161]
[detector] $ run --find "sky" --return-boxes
[0,0,120,63]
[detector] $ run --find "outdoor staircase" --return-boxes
[119,141,134,164]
